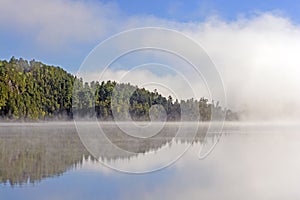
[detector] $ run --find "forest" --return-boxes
[0,57,238,121]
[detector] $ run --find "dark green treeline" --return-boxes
[0,57,238,121]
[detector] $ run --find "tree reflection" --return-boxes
[0,123,216,186]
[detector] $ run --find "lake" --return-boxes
[0,122,300,200]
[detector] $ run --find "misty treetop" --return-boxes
[0,57,238,121]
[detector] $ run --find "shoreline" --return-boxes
[0,120,299,127]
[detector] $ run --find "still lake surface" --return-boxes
[0,122,300,200]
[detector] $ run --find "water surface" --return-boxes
[1,122,300,200]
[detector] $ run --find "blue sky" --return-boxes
[0,0,299,73]
[107,0,300,22]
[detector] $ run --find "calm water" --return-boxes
[1,122,300,200]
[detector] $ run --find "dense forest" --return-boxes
[0,57,238,121]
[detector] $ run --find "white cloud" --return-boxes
[0,0,121,48]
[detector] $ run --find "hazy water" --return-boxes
[0,122,300,200]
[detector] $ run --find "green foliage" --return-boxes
[0,57,238,121]
[0,58,75,120]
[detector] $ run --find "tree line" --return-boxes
[0,57,238,121]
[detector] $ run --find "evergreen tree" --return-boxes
[0,57,238,121]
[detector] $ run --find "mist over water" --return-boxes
[1,122,300,200]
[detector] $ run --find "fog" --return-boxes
[186,14,300,120]
[78,13,300,121]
